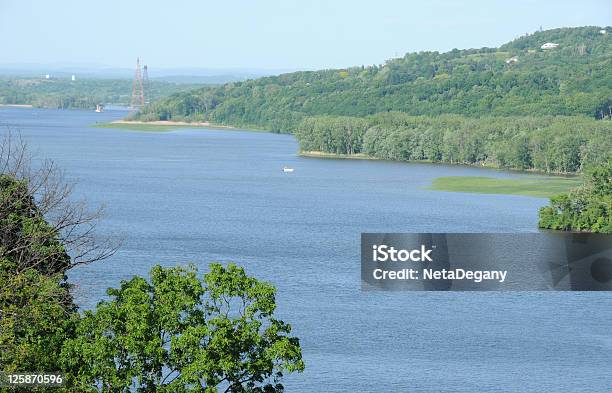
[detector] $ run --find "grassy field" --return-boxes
[427,176,582,198]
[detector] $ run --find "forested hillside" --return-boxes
[139,27,612,126]
[137,26,612,174]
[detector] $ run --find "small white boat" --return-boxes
[282,167,294,173]
[95,104,104,113]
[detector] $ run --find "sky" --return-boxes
[1,0,610,71]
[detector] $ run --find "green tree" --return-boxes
[0,173,76,376]
[0,133,115,390]
[539,160,612,233]
[61,263,304,393]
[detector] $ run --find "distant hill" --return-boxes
[0,78,207,109]
[0,64,288,83]
[0,67,289,108]
[151,75,252,85]
[139,26,612,131]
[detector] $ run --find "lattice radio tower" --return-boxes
[130,57,145,112]
[142,64,151,104]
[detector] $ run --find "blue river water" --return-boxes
[1,107,611,392]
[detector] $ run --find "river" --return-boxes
[1,107,611,392]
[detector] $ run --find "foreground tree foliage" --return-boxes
[0,131,112,379]
[1,133,303,392]
[61,264,304,392]
[539,160,612,233]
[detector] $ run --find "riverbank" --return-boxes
[0,104,33,108]
[300,150,582,176]
[92,120,239,132]
[301,150,582,197]
[113,120,227,127]
[96,120,275,133]
[299,151,378,160]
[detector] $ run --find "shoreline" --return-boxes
[110,120,235,129]
[299,151,379,161]
[0,104,34,108]
[299,150,581,178]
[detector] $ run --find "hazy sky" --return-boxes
[1,0,610,70]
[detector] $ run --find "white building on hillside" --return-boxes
[541,42,559,50]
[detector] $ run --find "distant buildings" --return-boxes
[42,74,78,81]
[541,42,559,50]
[505,56,519,64]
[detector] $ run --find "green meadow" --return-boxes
[427,176,582,198]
